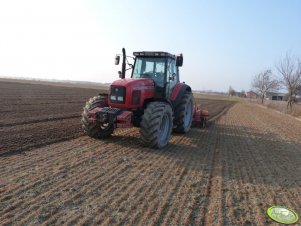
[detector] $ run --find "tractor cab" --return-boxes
[115,49,183,100]
[131,51,183,98]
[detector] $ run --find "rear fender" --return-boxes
[170,83,192,108]
[143,98,173,110]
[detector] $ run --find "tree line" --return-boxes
[251,52,301,111]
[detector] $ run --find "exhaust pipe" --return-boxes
[121,48,126,79]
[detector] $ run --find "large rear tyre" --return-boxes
[140,102,173,149]
[81,95,114,138]
[173,92,194,133]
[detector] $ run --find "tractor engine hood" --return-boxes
[109,78,155,108]
[111,78,154,89]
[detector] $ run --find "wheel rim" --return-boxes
[159,114,170,143]
[184,99,192,128]
[100,122,111,131]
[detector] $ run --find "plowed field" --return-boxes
[0,82,232,156]
[0,82,102,154]
[0,81,300,226]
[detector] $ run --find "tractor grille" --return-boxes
[110,86,126,104]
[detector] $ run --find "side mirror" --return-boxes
[118,71,122,78]
[176,54,183,67]
[115,55,120,65]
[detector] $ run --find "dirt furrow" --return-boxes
[0,141,139,222]
[117,141,191,225]
[97,145,187,225]
[49,147,156,225]
[0,142,103,202]
[170,133,212,225]
[0,114,80,127]
[218,104,301,225]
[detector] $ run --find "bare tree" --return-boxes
[276,53,301,111]
[297,85,301,96]
[252,69,279,104]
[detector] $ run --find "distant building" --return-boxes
[265,92,286,101]
[246,91,258,99]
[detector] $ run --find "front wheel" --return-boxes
[140,102,173,149]
[81,95,114,138]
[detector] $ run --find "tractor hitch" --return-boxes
[96,107,123,123]
[87,107,133,128]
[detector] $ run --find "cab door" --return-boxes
[166,58,179,98]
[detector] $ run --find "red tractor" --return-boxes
[82,48,208,148]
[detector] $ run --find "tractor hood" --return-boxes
[109,78,155,108]
[111,78,154,88]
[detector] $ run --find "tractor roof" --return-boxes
[133,51,176,59]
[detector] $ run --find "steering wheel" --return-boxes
[141,73,152,78]
[153,72,163,80]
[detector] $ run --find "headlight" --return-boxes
[110,86,126,103]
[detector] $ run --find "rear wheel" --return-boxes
[140,102,173,148]
[81,95,114,138]
[173,92,194,133]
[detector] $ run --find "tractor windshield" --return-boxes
[132,57,166,87]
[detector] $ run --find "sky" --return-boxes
[0,0,300,92]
